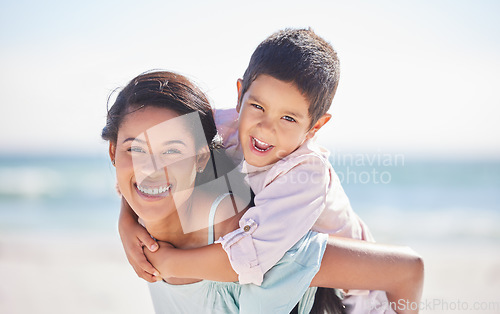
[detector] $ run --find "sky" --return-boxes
[0,0,499,159]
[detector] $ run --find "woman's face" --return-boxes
[112,106,206,223]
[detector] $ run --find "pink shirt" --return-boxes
[214,108,373,285]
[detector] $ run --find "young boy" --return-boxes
[120,28,397,312]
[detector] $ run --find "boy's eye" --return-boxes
[251,104,264,111]
[282,116,296,123]
[128,146,146,153]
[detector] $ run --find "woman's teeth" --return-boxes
[137,184,171,195]
[252,137,273,152]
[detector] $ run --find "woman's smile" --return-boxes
[134,182,173,200]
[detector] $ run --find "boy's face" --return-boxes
[236,74,316,167]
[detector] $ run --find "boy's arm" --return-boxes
[217,157,331,285]
[118,197,160,282]
[144,242,238,282]
[311,236,424,314]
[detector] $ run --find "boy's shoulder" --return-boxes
[266,139,332,184]
[282,138,331,168]
[214,108,238,135]
[213,108,242,164]
[242,139,333,195]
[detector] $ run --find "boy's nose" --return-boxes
[257,116,276,134]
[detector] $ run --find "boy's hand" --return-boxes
[119,220,161,283]
[144,241,181,280]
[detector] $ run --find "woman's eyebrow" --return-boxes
[163,140,186,146]
[123,137,144,144]
[122,137,186,146]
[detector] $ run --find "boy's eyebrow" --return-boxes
[248,95,306,119]
[284,110,305,119]
[122,137,186,146]
[247,95,264,106]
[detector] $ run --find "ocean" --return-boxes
[0,153,119,234]
[1,152,500,314]
[1,152,499,247]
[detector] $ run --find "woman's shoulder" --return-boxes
[214,194,247,238]
[196,187,247,237]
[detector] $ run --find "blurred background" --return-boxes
[0,0,499,313]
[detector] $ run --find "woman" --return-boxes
[103,70,423,313]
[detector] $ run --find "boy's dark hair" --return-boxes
[239,28,340,128]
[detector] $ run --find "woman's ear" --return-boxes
[306,114,332,140]
[236,79,243,113]
[109,142,116,167]
[196,146,211,172]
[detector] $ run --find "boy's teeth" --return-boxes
[137,184,171,195]
[252,137,273,152]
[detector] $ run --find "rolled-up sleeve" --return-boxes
[216,156,329,285]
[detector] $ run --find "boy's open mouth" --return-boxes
[252,136,274,152]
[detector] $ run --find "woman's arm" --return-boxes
[311,236,424,314]
[118,197,160,282]
[145,234,424,313]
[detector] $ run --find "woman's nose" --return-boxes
[135,161,168,184]
[133,154,161,180]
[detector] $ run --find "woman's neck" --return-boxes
[142,193,208,249]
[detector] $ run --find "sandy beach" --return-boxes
[0,230,154,314]
[1,229,499,314]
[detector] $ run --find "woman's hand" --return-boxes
[118,197,160,283]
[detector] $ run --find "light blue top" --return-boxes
[148,193,327,313]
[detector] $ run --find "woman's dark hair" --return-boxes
[102,70,234,187]
[290,288,346,314]
[102,70,220,150]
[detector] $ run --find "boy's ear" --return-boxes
[109,142,116,167]
[306,114,332,140]
[236,79,243,113]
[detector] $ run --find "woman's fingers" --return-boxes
[138,233,159,252]
[133,264,160,283]
[124,237,160,280]
[137,248,160,276]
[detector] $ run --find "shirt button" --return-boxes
[243,225,251,232]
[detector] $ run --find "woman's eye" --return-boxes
[282,116,296,123]
[128,146,146,153]
[163,149,181,155]
[251,104,264,111]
